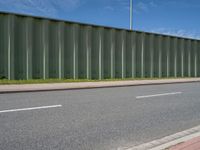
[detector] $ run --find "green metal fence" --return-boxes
[0,12,200,80]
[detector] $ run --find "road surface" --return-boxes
[0,82,200,150]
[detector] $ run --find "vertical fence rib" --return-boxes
[150,35,154,78]
[42,21,49,80]
[198,41,200,77]
[194,41,197,77]
[98,28,103,80]
[25,19,29,80]
[121,31,126,78]
[73,25,78,79]
[166,37,170,77]
[181,39,184,77]
[25,18,33,80]
[7,15,15,80]
[141,33,145,78]
[174,38,178,77]
[132,32,136,78]
[42,23,46,79]
[188,40,191,77]
[111,29,115,78]
[7,16,11,80]
[158,36,162,78]
[86,26,91,79]
[58,23,64,79]
[58,24,62,79]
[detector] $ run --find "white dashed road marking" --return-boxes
[0,105,62,114]
[136,92,182,99]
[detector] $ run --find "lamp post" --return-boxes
[130,0,133,30]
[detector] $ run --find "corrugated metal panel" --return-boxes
[0,13,200,80]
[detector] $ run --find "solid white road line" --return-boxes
[136,92,182,99]
[0,105,62,114]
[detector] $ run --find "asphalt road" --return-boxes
[1,82,200,150]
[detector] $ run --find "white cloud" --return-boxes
[0,0,81,17]
[149,1,157,7]
[134,1,158,13]
[104,6,114,11]
[107,0,158,14]
[151,28,200,39]
[158,0,200,9]
[137,2,148,12]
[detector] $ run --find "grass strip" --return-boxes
[0,77,194,85]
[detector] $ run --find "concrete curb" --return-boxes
[123,125,200,150]
[0,79,200,94]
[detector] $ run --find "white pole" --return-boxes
[130,0,133,30]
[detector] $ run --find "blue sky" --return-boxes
[0,0,199,39]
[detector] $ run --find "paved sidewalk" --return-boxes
[169,136,200,150]
[0,78,200,94]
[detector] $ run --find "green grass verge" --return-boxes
[0,77,193,85]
